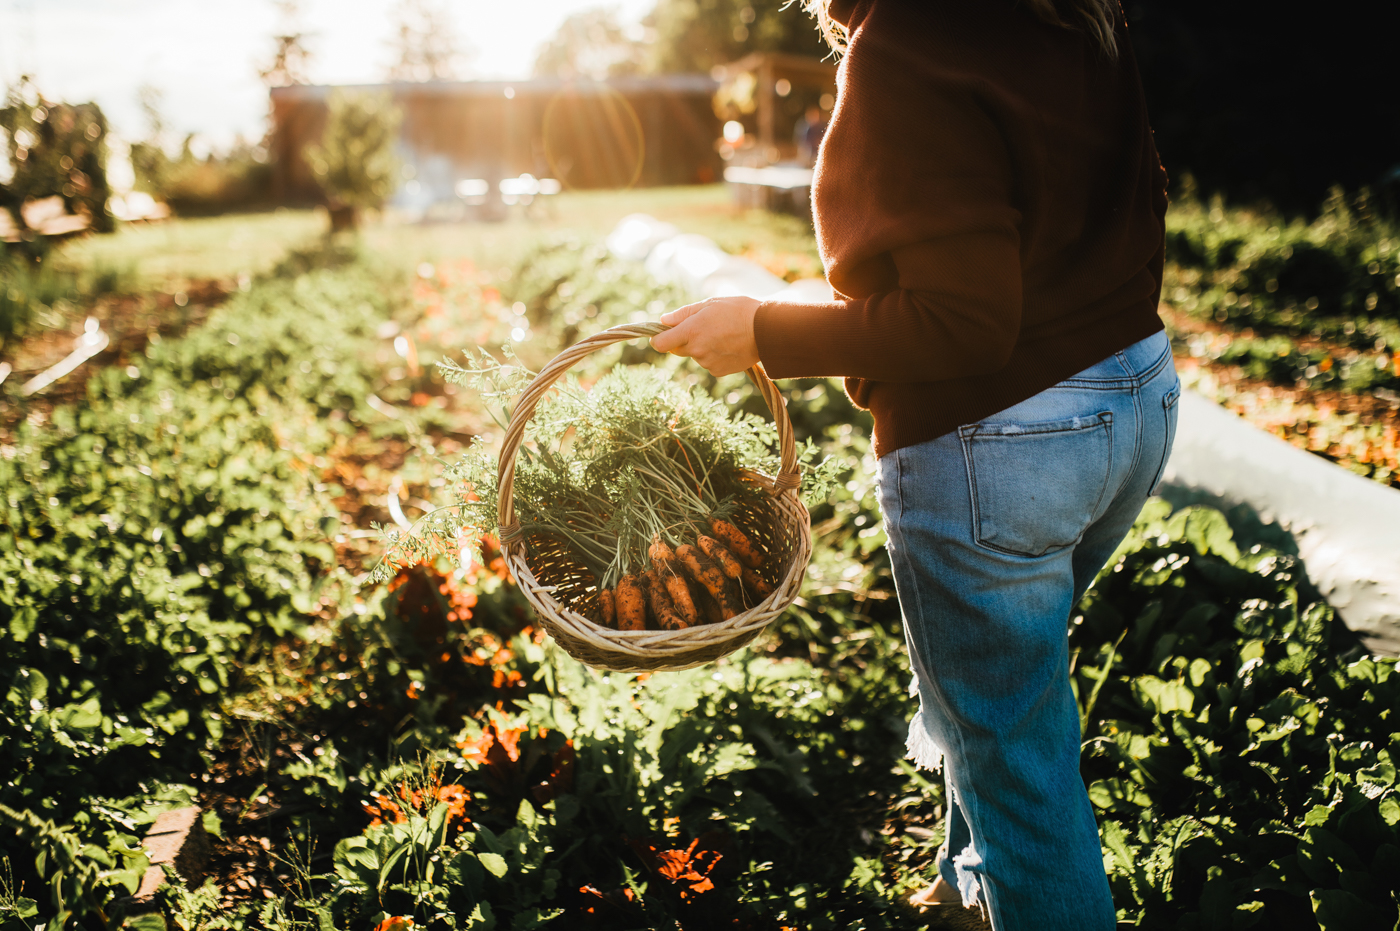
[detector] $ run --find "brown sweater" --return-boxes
[752,0,1168,458]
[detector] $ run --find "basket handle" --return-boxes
[495,321,800,544]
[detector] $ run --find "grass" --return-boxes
[53,185,819,291]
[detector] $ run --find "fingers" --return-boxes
[651,301,705,354]
[650,321,689,354]
[658,302,703,326]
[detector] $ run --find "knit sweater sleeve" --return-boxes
[752,1,1023,382]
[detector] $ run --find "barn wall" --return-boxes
[270,79,723,204]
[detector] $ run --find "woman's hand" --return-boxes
[650,296,763,377]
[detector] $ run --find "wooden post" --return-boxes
[757,57,775,164]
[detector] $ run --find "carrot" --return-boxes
[741,564,774,599]
[694,582,724,625]
[662,570,698,626]
[641,569,687,630]
[708,518,763,569]
[649,536,699,626]
[697,535,743,580]
[675,544,742,619]
[615,575,646,631]
[597,588,616,628]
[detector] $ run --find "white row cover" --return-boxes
[1163,391,1400,655]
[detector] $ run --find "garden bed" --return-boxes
[1160,190,1400,490]
[1,202,1397,930]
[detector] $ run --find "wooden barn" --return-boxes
[268,76,723,206]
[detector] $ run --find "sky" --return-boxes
[0,0,654,149]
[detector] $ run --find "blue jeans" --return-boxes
[876,331,1179,931]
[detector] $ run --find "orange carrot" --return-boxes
[695,582,724,625]
[697,534,743,580]
[741,564,773,599]
[642,568,687,630]
[649,536,699,626]
[708,518,762,569]
[597,588,616,628]
[615,575,646,631]
[662,570,698,626]
[676,544,741,619]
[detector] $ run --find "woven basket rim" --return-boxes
[493,321,812,671]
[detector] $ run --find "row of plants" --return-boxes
[1,225,1397,929]
[1162,187,1400,488]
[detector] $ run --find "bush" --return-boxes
[1076,501,1400,928]
[0,77,113,238]
[303,91,402,227]
[1165,189,1400,360]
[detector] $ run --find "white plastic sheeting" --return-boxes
[1161,391,1400,655]
[609,213,791,300]
[607,214,1400,653]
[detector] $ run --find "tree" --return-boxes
[385,0,468,82]
[128,84,170,196]
[642,0,827,74]
[0,76,113,242]
[533,7,644,81]
[258,0,314,87]
[303,90,402,230]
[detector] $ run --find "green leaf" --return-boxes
[478,851,508,879]
[1311,888,1397,930]
[1131,675,1195,715]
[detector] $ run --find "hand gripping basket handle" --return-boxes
[495,321,800,545]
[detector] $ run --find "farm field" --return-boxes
[1,189,1398,930]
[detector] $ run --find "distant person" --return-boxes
[654,0,1176,929]
[794,105,828,165]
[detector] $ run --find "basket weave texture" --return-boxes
[495,321,812,672]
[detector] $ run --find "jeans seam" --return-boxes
[1149,382,1181,492]
[894,448,906,523]
[1057,339,1173,390]
[959,431,981,548]
[1124,383,1143,503]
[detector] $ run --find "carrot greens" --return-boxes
[371,351,834,593]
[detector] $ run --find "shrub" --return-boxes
[1165,189,1400,361]
[0,77,112,238]
[303,91,403,228]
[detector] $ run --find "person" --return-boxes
[794,104,828,166]
[650,0,1177,929]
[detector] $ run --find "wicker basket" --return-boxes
[495,321,812,672]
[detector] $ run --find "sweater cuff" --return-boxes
[753,299,853,380]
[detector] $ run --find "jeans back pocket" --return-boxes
[959,412,1114,557]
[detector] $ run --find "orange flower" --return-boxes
[436,783,470,823]
[375,917,414,931]
[458,729,495,766]
[363,793,406,827]
[628,835,724,901]
[492,668,524,689]
[494,724,525,762]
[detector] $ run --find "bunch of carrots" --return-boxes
[384,358,825,624]
[598,519,774,631]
